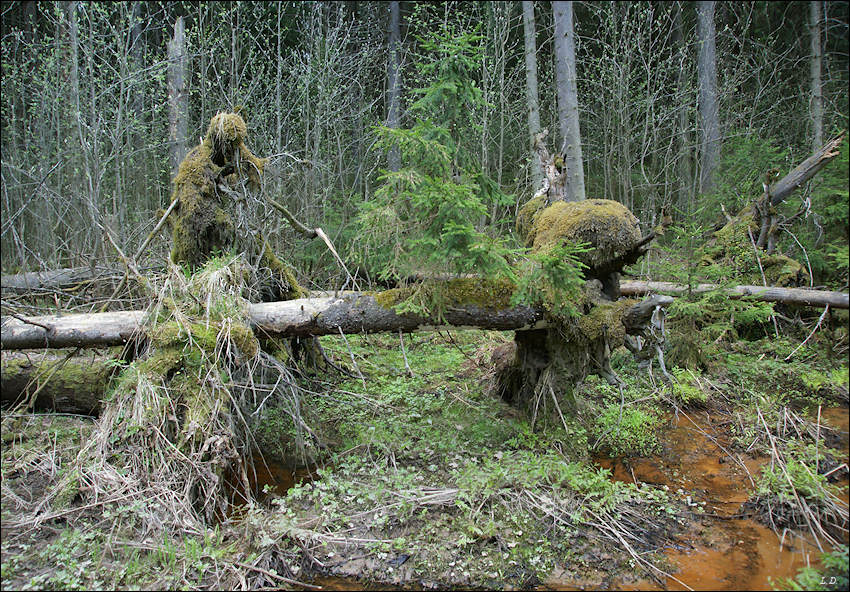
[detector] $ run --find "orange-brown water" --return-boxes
[586,407,849,591]
[246,407,848,590]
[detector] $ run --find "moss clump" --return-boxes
[515,193,547,246]
[229,324,260,359]
[169,111,268,270]
[374,277,516,312]
[527,199,641,272]
[573,298,636,347]
[762,254,806,287]
[704,207,808,287]
[257,235,306,301]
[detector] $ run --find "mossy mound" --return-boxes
[527,199,641,272]
[515,193,547,246]
[704,210,808,287]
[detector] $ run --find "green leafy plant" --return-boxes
[593,405,660,457]
[775,545,849,591]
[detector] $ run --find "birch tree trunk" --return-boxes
[696,1,720,194]
[167,16,188,176]
[387,1,402,172]
[522,1,543,188]
[809,1,824,151]
[552,1,585,202]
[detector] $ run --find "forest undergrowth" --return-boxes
[2,301,848,590]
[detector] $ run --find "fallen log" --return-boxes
[769,132,845,207]
[3,279,846,351]
[1,266,126,294]
[1,350,112,414]
[0,294,542,350]
[619,281,848,309]
[1,296,674,415]
[1,291,677,351]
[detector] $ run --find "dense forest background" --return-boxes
[1,0,848,289]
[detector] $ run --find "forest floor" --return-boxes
[1,324,849,590]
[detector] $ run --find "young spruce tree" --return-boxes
[358,23,587,319]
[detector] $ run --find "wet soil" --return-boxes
[245,407,848,591]
[585,407,849,591]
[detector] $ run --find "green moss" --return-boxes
[1,353,112,414]
[705,207,808,287]
[229,324,259,359]
[671,369,707,406]
[713,206,759,251]
[515,193,547,246]
[52,468,81,510]
[528,199,641,271]
[168,111,268,270]
[573,298,636,346]
[762,254,806,286]
[594,405,661,457]
[148,322,219,353]
[374,277,516,313]
[258,236,306,300]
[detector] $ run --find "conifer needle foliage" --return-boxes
[357,25,516,290]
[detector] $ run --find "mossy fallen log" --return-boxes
[1,350,112,414]
[3,281,846,351]
[0,287,545,350]
[1,298,672,416]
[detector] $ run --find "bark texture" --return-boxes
[697,1,720,194]
[387,0,402,172]
[167,16,189,175]
[522,1,543,187]
[810,1,824,151]
[552,1,585,202]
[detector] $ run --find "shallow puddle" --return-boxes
[595,410,767,515]
[583,407,849,591]
[241,408,848,590]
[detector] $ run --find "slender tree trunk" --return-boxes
[167,16,188,176]
[387,1,402,172]
[673,1,694,213]
[809,1,824,151]
[522,1,543,188]
[696,1,720,194]
[552,1,585,202]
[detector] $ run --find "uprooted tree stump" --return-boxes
[496,196,664,424]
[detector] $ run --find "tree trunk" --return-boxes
[4,283,847,351]
[522,1,543,188]
[167,16,188,176]
[1,297,673,415]
[387,1,402,172]
[809,1,824,152]
[552,1,585,202]
[696,1,720,194]
[673,1,694,213]
[1,350,111,414]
